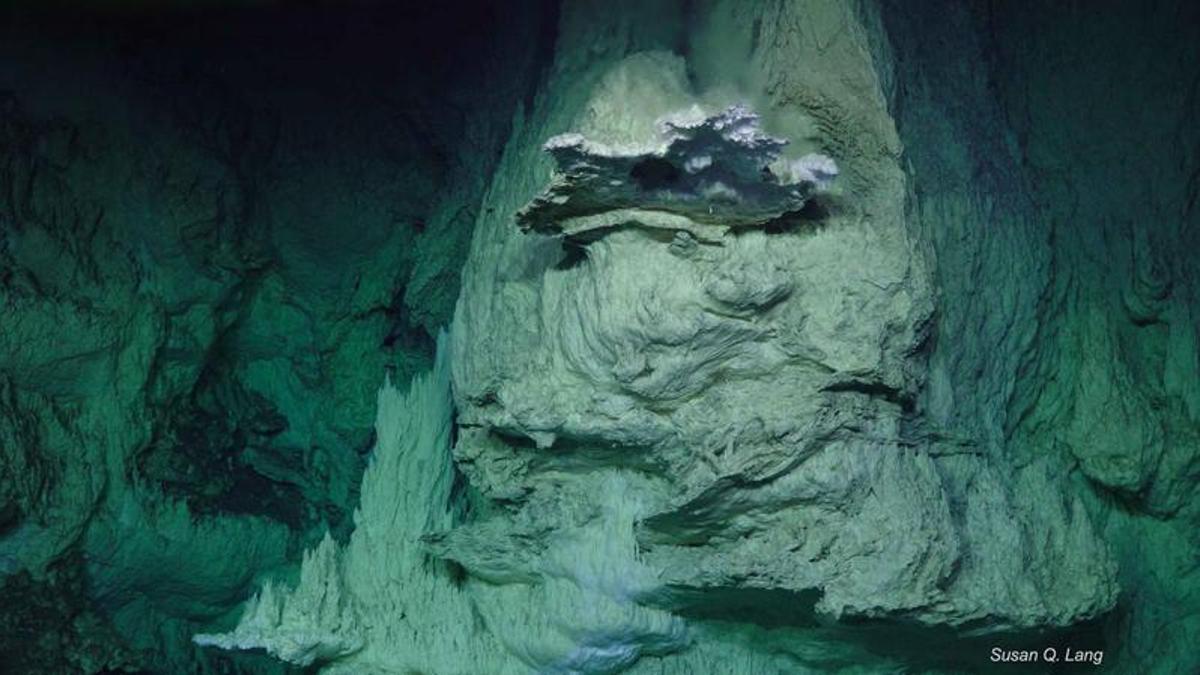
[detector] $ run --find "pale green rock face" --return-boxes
[2,0,1199,673]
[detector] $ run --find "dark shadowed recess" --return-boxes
[1,1,558,672]
[5,0,556,123]
[2,0,555,536]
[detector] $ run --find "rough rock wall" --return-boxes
[202,0,1198,672]
[196,336,530,673]
[881,0,1200,672]
[5,0,1198,673]
[0,3,549,672]
[448,0,1115,660]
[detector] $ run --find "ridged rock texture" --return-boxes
[0,2,552,672]
[2,0,1198,673]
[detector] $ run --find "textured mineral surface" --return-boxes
[517,104,838,239]
[1,0,1198,673]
